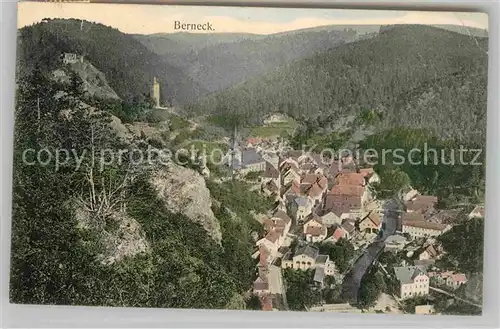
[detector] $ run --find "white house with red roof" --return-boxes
[446,273,468,290]
[324,226,347,244]
[358,212,381,234]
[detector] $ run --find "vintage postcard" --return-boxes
[11,2,487,315]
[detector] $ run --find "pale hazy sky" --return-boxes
[18,2,488,35]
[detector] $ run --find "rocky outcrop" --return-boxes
[150,163,222,244]
[75,208,150,265]
[52,59,120,100]
[109,114,133,140]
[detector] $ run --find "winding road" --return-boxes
[340,197,404,304]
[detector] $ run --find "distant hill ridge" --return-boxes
[187,24,488,142]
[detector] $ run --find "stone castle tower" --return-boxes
[151,77,160,108]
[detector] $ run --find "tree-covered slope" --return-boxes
[187,24,488,142]
[134,32,265,55]
[10,68,258,309]
[138,28,359,95]
[17,19,205,105]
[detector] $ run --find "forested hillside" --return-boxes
[187,25,488,143]
[134,32,265,55]
[9,68,258,309]
[137,28,359,94]
[17,19,205,105]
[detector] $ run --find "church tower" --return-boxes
[151,77,160,108]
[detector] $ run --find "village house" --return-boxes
[324,226,347,244]
[428,271,453,286]
[468,205,485,219]
[334,172,366,187]
[281,168,301,188]
[292,245,320,270]
[446,273,468,290]
[282,150,312,166]
[402,220,451,239]
[288,196,314,223]
[324,193,363,217]
[405,195,438,214]
[62,52,84,64]
[316,254,336,277]
[253,276,269,295]
[246,137,262,148]
[281,245,334,275]
[305,225,327,243]
[262,152,280,169]
[402,212,426,222]
[261,161,280,184]
[418,244,440,261]
[394,266,430,299]
[256,230,282,256]
[428,271,467,290]
[303,214,327,243]
[358,212,381,234]
[312,255,336,288]
[320,211,344,227]
[281,251,294,269]
[262,180,280,198]
[271,210,292,233]
[340,219,356,239]
[330,185,369,208]
[313,267,326,288]
[306,183,326,206]
[264,113,288,125]
[427,209,462,225]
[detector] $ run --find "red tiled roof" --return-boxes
[259,245,269,267]
[335,172,365,186]
[333,227,345,240]
[247,138,262,145]
[330,185,365,197]
[265,230,280,243]
[302,173,319,185]
[406,195,438,212]
[317,176,328,190]
[450,273,467,283]
[328,161,343,177]
[324,193,361,213]
[402,212,425,222]
[308,183,324,199]
[403,220,448,231]
[273,210,292,224]
[362,212,381,227]
[306,225,327,237]
[263,218,274,232]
